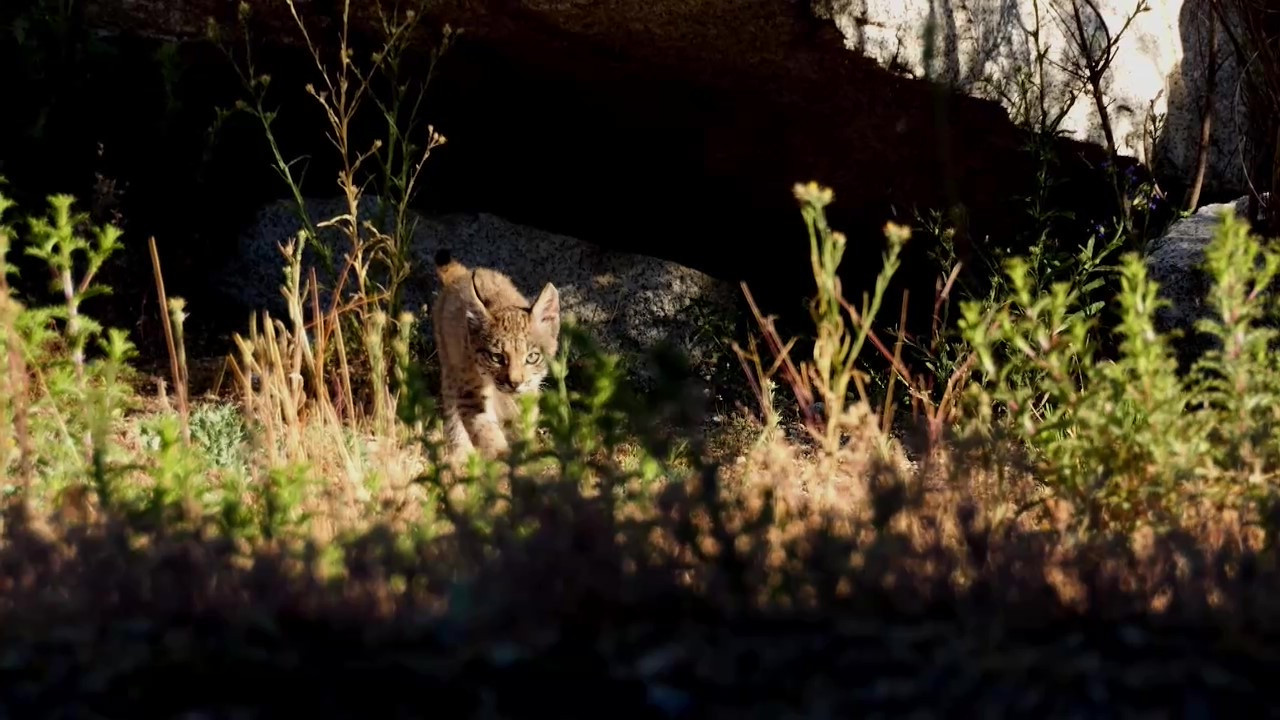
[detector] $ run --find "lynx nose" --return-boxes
[495,364,523,393]
[507,364,525,388]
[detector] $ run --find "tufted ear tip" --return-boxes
[532,282,560,329]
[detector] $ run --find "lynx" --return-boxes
[431,248,561,464]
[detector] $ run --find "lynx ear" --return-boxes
[465,306,487,335]
[530,282,560,333]
[464,271,491,334]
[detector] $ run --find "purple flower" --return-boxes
[1123,165,1141,189]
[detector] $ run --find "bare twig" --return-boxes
[881,290,910,435]
[931,262,963,353]
[739,283,820,435]
[1185,5,1221,211]
[1051,0,1150,159]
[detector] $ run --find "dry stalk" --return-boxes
[148,236,190,444]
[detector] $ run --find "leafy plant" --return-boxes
[0,188,138,502]
[960,207,1280,533]
[189,400,250,472]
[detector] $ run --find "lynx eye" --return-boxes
[525,351,542,365]
[486,351,505,365]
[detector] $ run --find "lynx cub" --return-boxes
[431,249,561,463]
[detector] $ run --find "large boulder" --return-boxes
[814,0,1251,200]
[1144,192,1272,364]
[217,196,740,383]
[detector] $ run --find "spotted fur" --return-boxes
[431,249,561,464]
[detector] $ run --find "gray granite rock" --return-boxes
[217,196,740,382]
[1144,193,1273,363]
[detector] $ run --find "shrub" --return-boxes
[959,207,1280,533]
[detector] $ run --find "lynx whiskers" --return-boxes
[431,248,561,464]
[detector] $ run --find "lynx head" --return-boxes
[465,277,561,394]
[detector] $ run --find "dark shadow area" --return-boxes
[2,470,1279,716]
[0,0,304,363]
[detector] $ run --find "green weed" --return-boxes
[960,208,1280,533]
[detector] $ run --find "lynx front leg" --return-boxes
[439,392,475,466]
[494,390,540,445]
[463,413,508,460]
[459,389,509,460]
